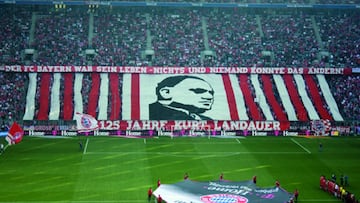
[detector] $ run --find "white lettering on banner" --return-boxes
[188,67,206,73]
[173,120,208,130]
[5,65,21,72]
[61,131,77,136]
[283,131,299,136]
[94,131,109,136]
[24,66,35,72]
[287,68,304,74]
[126,120,168,130]
[126,131,142,136]
[119,66,147,73]
[209,67,248,74]
[37,66,72,72]
[252,131,267,136]
[28,131,45,136]
[99,120,121,130]
[153,67,185,74]
[215,121,280,131]
[307,68,343,74]
[221,131,236,136]
[0,66,352,74]
[74,66,93,72]
[118,120,284,131]
[250,67,287,74]
[96,66,117,72]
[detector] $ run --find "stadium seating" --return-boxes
[0,5,359,125]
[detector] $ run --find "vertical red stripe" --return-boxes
[63,73,74,120]
[109,73,121,120]
[221,74,239,120]
[282,75,308,121]
[37,73,51,120]
[238,74,263,120]
[303,75,332,120]
[87,73,100,117]
[260,75,288,121]
[131,74,140,119]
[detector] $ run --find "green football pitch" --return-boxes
[0,136,359,203]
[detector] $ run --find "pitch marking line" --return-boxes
[236,139,241,144]
[85,151,307,155]
[291,138,311,154]
[83,138,89,155]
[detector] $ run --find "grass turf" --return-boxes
[0,136,359,203]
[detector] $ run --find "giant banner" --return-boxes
[0,65,352,75]
[19,73,344,123]
[153,179,294,203]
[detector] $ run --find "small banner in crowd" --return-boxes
[153,179,294,203]
[75,112,99,132]
[6,122,24,145]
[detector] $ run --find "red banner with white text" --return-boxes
[0,65,352,75]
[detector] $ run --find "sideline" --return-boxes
[291,138,311,154]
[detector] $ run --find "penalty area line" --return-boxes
[291,138,311,154]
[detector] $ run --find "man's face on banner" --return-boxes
[168,78,214,112]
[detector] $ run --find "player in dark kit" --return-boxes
[147,187,152,202]
[294,188,299,202]
[184,172,189,180]
[157,178,161,187]
[253,176,257,184]
[157,195,163,203]
[219,173,224,181]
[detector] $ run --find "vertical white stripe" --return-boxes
[273,75,297,121]
[229,74,249,120]
[293,75,320,120]
[316,75,343,121]
[98,73,109,120]
[121,74,132,120]
[73,73,84,119]
[250,74,274,120]
[23,73,37,120]
[49,73,61,120]
[139,74,157,120]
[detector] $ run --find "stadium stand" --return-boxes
[0,4,359,129]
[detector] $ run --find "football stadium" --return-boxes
[0,0,360,202]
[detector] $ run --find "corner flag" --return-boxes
[75,112,99,132]
[6,122,24,145]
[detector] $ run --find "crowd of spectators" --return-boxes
[0,6,358,68]
[204,10,262,67]
[31,7,89,66]
[0,6,360,68]
[91,8,147,66]
[327,75,360,121]
[0,73,28,123]
[316,13,360,68]
[149,9,204,66]
[0,5,359,124]
[0,6,31,65]
[261,13,320,67]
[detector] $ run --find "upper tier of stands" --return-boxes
[0,4,359,126]
[0,5,359,68]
